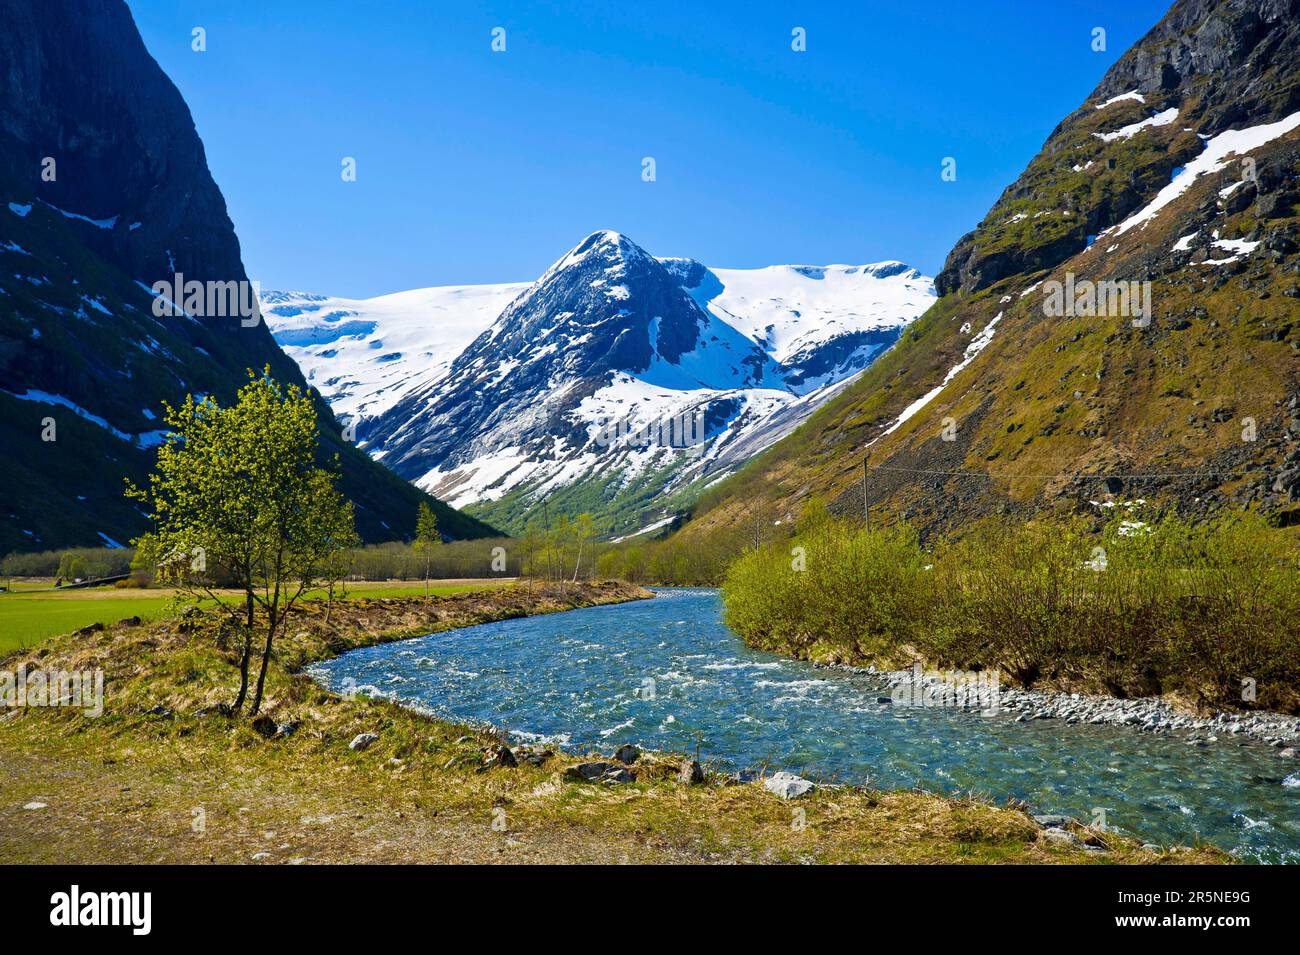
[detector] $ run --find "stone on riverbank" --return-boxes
[564,761,613,782]
[1042,827,1080,846]
[1032,814,1075,828]
[764,771,815,799]
[602,766,635,784]
[348,732,379,751]
[481,744,517,770]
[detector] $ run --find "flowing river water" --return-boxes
[308,589,1299,862]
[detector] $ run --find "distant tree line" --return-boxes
[1,547,135,581]
[0,521,752,589]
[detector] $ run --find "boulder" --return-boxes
[481,744,518,770]
[514,748,553,767]
[564,761,613,782]
[348,732,379,751]
[250,714,277,738]
[1032,814,1075,828]
[1042,827,1081,846]
[763,771,815,799]
[678,760,705,785]
[614,744,640,765]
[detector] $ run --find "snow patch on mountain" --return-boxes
[1093,107,1178,142]
[871,310,1004,445]
[1110,111,1300,236]
[262,282,528,419]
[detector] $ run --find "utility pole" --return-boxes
[862,458,870,531]
[543,497,553,583]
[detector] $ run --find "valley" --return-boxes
[1,0,1297,880]
[264,235,933,536]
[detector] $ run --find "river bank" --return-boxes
[0,582,1217,864]
[812,662,1300,756]
[721,515,1300,715]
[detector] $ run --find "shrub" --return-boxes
[721,509,1300,711]
[723,518,931,663]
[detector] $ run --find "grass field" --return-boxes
[0,578,511,654]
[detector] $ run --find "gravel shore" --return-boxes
[812,662,1300,755]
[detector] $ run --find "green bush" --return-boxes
[721,509,1300,711]
[723,519,931,663]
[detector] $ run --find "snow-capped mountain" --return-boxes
[260,282,528,419]
[265,231,934,536]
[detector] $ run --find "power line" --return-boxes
[863,463,1271,481]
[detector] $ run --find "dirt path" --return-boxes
[0,744,708,864]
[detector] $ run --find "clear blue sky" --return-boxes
[126,0,1172,298]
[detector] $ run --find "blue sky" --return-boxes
[127,0,1172,298]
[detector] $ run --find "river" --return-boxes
[307,588,1298,862]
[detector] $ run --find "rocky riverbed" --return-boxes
[815,661,1300,756]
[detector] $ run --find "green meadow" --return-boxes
[0,579,510,654]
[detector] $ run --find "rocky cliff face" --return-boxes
[936,0,1299,297]
[0,0,494,551]
[1,0,258,294]
[683,0,1300,542]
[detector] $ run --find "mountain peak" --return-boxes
[541,229,650,280]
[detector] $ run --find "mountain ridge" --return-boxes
[676,0,1300,545]
[268,230,935,536]
[0,0,496,553]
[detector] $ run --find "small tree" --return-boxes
[623,545,644,583]
[57,552,87,583]
[550,514,571,590]
[570,512,595,583]
[128,368,353,716]
[319,494,359,623]
[518,522,543,592]
[413,501,440,597]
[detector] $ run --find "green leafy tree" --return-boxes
[595,547,623,580]
[319,490,360,623]
[550,513,571,589]
[622,545,644,583]
[128,368,353,715]
[518,522,543,592]
[412,501,441,596]
[56,552,87,583]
